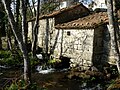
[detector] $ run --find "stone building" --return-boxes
[28,2,120,69]
[28,3,90,55]
[55,11,120,69]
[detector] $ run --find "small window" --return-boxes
[67,31,70,36]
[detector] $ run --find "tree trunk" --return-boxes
[31,0,40,57]
[112,0,120,74]
[6,25,12,50]
[20,0,31,83]
[2,0,31,85]
[28,2,34,19]
[32,0,36,16]
[0,26,2,50]
[107,0,120,74]
[45,18,49,59]
[0,35,2,50]
[14,0,20,48]
[50,30,60,55]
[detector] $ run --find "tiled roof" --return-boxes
[40,3,88,18]
[28,3,90,22]
[55,12,109,29]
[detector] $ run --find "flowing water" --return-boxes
[0,65,107,90]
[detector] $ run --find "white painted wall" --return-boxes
[60,1,67,9]
[92,0,107,10]
[59,0,79,9]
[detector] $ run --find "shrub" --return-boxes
[0,50,22,67]
[0,50,41,68]
[5,79,47,90]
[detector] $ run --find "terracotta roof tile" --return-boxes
[28,3,89,22]
[55,12,109,29]
[40,3,89,18]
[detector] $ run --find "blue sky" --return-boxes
[79,0,92,4]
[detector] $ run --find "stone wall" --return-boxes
[28,18,63,56]
[52,29,94,69]
[92,25,110,68]
[28,21,33,41]
[37,19,48,48]
[28,18,56,51]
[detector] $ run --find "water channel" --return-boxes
[0,65,110,90]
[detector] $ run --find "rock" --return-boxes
[67,74,73,79]
[78,73,90,79]
[85,70,103,76]
[0,73,3,75]
[90,66,98,72]
[66,71,90,80]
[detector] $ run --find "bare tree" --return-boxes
[2,0,31,86]
[32,0,37,16]
[31,0,40,57]
[107,0,120,74]
[14,0,20,48]
[6,24,12,50]
[0,3,5,50]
